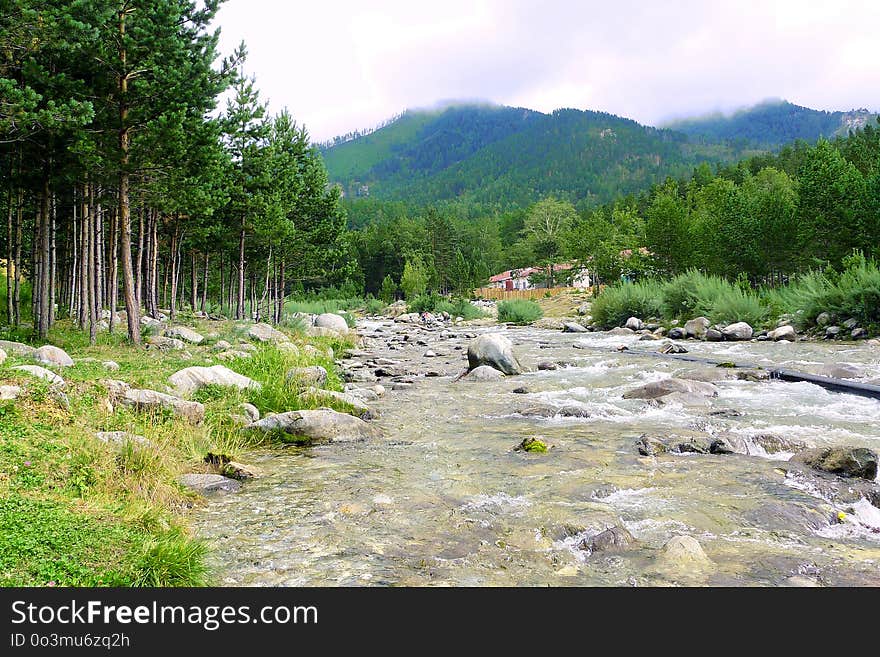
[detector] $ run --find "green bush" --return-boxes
[407,293,444,314]
[497,299,543,324]
[708,286,767,326]
[363,298,385,315]
[591,281,664,328]
[435,297,485,320]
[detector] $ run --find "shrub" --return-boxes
[708,286,767,326]
[591,281,664,328]
[363,298,385,315]
[435,297,485,320]
[407,293,444,314]
[497,299,543,325]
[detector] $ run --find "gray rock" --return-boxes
[658,535,712,567]
[118,387,205,424]
[212,340,233,351]
[169,365,261,397]
[562,322,589,333]
[465,365,505,381]
[248,322,289,343]
[314,312,349,333]
[818,363,862,379]
[286,365,328,387]
[221,461,261,480]
[95,431,152,448]
[102,360,120,371]
[658,341,688,354]
[705,328,723,342]
[537,361,559,371]
[852,327,868,340]
[0,340,36,357]
[512,386,530,394]
[790,446,878,481]
[843,318,858,330]
[178,473,240,494]
[768,325,796,341]
[140,316,163,330]
[623,377,719,400]
[684,317,710,339]
[721,322,753,341]
[824,325,841,339]
[248,409,381,444]
[607,326,635,336]
[577,302,591,316]
[636,435,668,456]
[164,326,204,344]
[467,333,523,375]
[0,384,22,400]
[638,333,660,341]
[12,364,65,387]
[303,387,375,419]
[305,326,343,339]
[579,525,636,553]
[215,349,252,361]
[815,312,833,327]
[625,317,644,331]
[238,403,260,423]
[146,335,185,351]
[33,345,74,367]
[667,327,686,340]
[0,347,5,365]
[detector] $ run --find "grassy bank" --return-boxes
[0,317,356,586]
[591,256,880,336]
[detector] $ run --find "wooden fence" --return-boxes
[472,286,582,300]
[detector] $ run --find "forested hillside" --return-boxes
[667,99,877,147]
[322,104,749,207]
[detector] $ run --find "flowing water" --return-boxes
[192,321,880,586]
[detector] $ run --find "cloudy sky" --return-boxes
[215,0,880,142]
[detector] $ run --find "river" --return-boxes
[192,320,880,586]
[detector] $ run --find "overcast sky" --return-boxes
[215,0,880,142]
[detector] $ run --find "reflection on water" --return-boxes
[192,323,880,586]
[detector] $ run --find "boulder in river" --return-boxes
[667,327,686,340]
[607,326,635,336]
[314,312,349,333]
[622,377,718,400]
[768,324,797,341]
[221,461,261,480]
[164,326,204,344]
[658,341,687,354]
[514,437,549,453]
[579,525,636,553]
[562,322,588,333]
[169,365,261,397]
[721,322,753,341]
[625,317,644,331]
[178,473,241,494]
[248,409,381,444]
[658,535,712,568]
[33,345,74,367]
[12,364,65,387]
[790,446,877,481]
[705,328,723,342]
[818,363,862,379]
[684,317,710,339]
[636,435,668,456]
[303,386,376,420]
[467,333,523,375]
[248,322,289,343]
[465,365,506,381]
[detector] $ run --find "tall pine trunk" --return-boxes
[108,206,119,333]
[201,252,209,313]
[37,171,51,339]
[5,185,12,325]
[237,219,245,320]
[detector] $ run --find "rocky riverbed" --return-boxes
[192,315,880,586]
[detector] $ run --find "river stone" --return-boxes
[818,363,862,379]
[33,345,74,367]
[178,473,240,493]
[623,378,718,400]
[636,435,668,456]
[248,409,381,444]
[0,347,5,365]
[119,388,205,424]
[768,324,797,341]
[0,340,36,357]
[467,333,523,375]
[721,322,753,341]
[215,349,252,361]
[303,387,375,419]
[790,447,878,481]
[704,328,723,342]
[169,365,260,397]
[0,385,22,400]
[843,318,858,330]
[851,327,868,340]
[577,302,591,315]
[213,340,232,351]
[625,317,644,331]
[277,342,300,356]
[580,525,636,553]
[562,322,588,333]
[656,392,713,408]
[95,431,152,448]
[659,535,712,567]
[221,461,260,480]
[12,364,65,387]
[286,365,328,386]
[147,335,185,350]
[684,317,710,339]
[164,326,204,344]
[745,501,831,533]
[658,341,687,354]
[248,322,289,343]
[824,325,841,339]
[667,327,686,340]
[465,365,505,381]
[607,326,635,336]
[314,312,349,333]
[537,361,558,371]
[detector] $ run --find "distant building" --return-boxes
[488,262,591,290]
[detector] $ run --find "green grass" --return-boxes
[591,280,665,329]
[497,299,543,325]
[408,294,486,320]
[0,315,358,586]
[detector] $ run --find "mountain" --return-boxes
[665,99,877,147]
[321,103,745,207]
